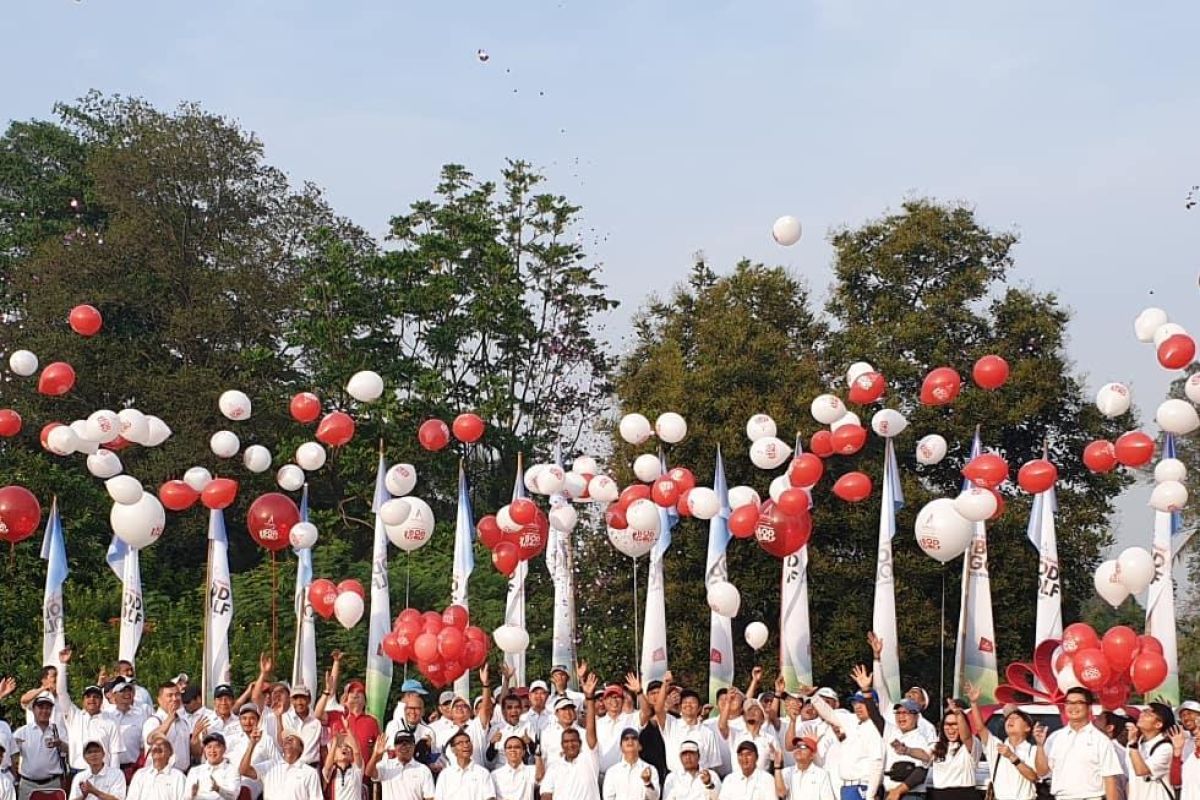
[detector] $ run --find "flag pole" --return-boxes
[202,519,213,702]
[632,557,640,673]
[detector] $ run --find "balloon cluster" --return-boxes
[1092,546,1156,608]
[1057,623,1168,708]
[382,605,490,687]
[477,498,549,576]
[378,464,435,553]
[308,578,365,629]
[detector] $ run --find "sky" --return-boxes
[4,1,1199,595]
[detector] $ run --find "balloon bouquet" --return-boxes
[381,605,490,687]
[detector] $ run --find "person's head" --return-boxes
[39,665,58,686]
[502,695,524,724]
[238,703,261,734]
[82,685,104,714]
[931,712,964,761]
[603,685,625,716]
[815,687,839,709]
[619,728,640,761]
[736,741,758,775]
[679,741,700,773]
[450,697,471,725]
[550,665,570,689]
[1064,687,1093,725]
[666,684,682,712]
[113,680,134,711]
[561,728,582,761]
[893,699,920,732]
[147,736,172,769]
[438,691,455,718]
[32,693,55,724]
[282,733,304,763]
[83,741,106,772]
[1003,708,1034,743]
[782,693,803,719]
[554,697,577,726]
[529,681,549,711]
[799,698,818,721]
[202,733,226,765]
[157,681,181,711]
[725,687,744,716]
[403,695,424,725]
[905,686,930,710]
[792,737,818,769]
[622,689,636,715]
[680,689,702,721]
[1095,711,1127,743]
[344,681,366,713]
[117,660,135,679]
[850,693,871,722]
[213,685,235,717]
[759,692,778,714]
[503,735,526,767]
[449,729,473,763]
[742,698,764,728]
[393,732,416,763]
[333,738,355,766]
[290,686,311,717]
[1139,703,1175,738]
[181,685,202,713]
[269,683,290,708]
[1179,701,1200,733]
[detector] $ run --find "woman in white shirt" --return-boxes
[323,732,364,800]
[965,684,1037,800]
[926,704,978,800]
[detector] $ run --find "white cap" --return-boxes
[1179,700,1200,714]
[31,690,56,707]
[530,681,549,692]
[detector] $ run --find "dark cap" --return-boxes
[620,727,639,740]
[202,732,226,747]
[735,740,758,755]
[646,680,663,694]
[181,685,202,703]
[83,685,104,697]
[213,684,235,699]
[394,731,416,744]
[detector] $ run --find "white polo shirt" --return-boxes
[716,769,775,800]
[260,759,323,800]
[182,758,240,800]
[141,708,191,772]
[225,731,278,800]
[491,762,538,800]
[12,722,65,780]
[61,702,123,770]
[662,769,721,800]
[881,726,934,792]
[727,728,780,773]
[785,764,834,800]
[68,765,128,800]
[927,740,978,789]
[280,709,322,765]
[596,713,641,772]
[0,771,13,800]
[662,718,722,774]
[523,707,554,738]
[327,764,365,800]
[540,749,601,800]
[982,737,1037,800]
[0,721,12,771]
[105,705,149,764]
[375,757,435,800]
[602,757,660,800]
[1043,723,1122,800]
[1180,747,1199,800]
[540,722,586,767]
[1125,735,1173,800]
[436,759,496,800]
[127,763,187,800]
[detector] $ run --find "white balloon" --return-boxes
[914,498,973,563]
[46,425,79,456]
[334,592,365,629]
[1095,383,1132,418]
[633,454,662,483]
[588,475,620,503]
[846,361,875,387]
[276,464,305,492]
[183,466,213,492]
[85,410,121,443]
[728,485,761,510]
[1156,399,1200,435]
[210,430,240,459]
[289,521,318,550]
[626,498,661,531]
[385,463,417,497]
[744,621,769,651]
[68,421,98,454]
[771,215,802,246]
[1134,307,1169,343]
[493,625,530,654]
[243,444,272,473]
[144,416,172,447]
[563,471,588,499]
[573,456,599,476]
[8,349,38,377]
[707,581,741,617]
[218,390,252,421]
[1150,480,1188,512]
[749,437,792,470]
[523,464,546,494]
[1056,663,1079,694]
[687,487,720,519]
[619,413,653,445]
[549,504,578,533]
[380,498,412,526]
[534,465,566,495]
[346,370,384,403]
[117,409,150,445]
[87,449,123,479]
[1154,458,1187,483]
[295,441,327,471]
[871,409,909,438]
[768,474,791,502]
[811,394,847,425]
[1154,322,1188,348]
[497,505,522,533]
[953,487,997,523]
[655,412,687,444]
[1093,559,1129,608]
[105,475,143,505]
[1117,546,1155,594]
[916,434,948,465]
[745,414,777,442]
[1186,374,1200,405]
[110,492,166,549]
[830,412,861,432]
[386,497,434,552]
[608,522,659,559]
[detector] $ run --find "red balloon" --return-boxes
[106,435,132,451]
[201,478,239,510]
[442,604,469,629]
[0,486,42,544]
[729,504,759,538]
[383,631,412,663]
[463,639,486,670]
[777,488,812,517]
[421,611,444,635]
[651,476,681,508]
[667,467,696,493]
[675,490,693,518]
[68,304,103,336]
[1062,622,1101,655]
[417,419,450,451]
[920,366,962,406]
[1017,459,1058,494]
[413,632,440,663]
[477,515,502,549]
[988,488,1006,520]
[421,658,445,687]
[0,409,22,437]
[788,454,824,488]
[972,355,1009,390]
[848,371,886,404]
[437,627,465,660]
[1157,334,1196,370]
[492,541,519,576]
[397,608,422,628]
[509,498,537,525]
[442,659,466,684]
[605,507,628,530]
[464,624,486,642]
[290,392,321,424]
[754,500,812,558]
[1101,626,1140,673]
[809,431,834,458]
[830,424,867,456]
[1083,440,1118,473]
[1097,680,1130,711]
[40,422,63,451]
[451,413,486,444]
[962,453,1009,489]
[1072,648,1113,690]
[37,362,76,396]
[245,492,300,550]
[1137,635,1164,655]
[618,484,652,507]
[1129,652,1169,693]
[514,515,549,561]
[316,411,356,447]
[832,472,873,502]
[158,480,199,512]
[337,579,365,598]
[308,579,339,620]
[1114,432,1154,467]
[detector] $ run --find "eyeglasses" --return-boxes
[1064,700,1089,706]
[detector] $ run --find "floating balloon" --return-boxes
[417,419,450,451]
[0,410,21,438]
[117,409,149,445]
[1093,559,1128,608]
[707,581,741,617]
[385,463,417,497]
[493,625,529,654]
[962,453,1009,489]
[110,492,165,549]
[1156,399,1200,435]
[744,621,769,651]
[276,464,305,492]
[655,412,687,444]
[309,579,338,619]
[85,410,121,443]
[563,471,588,499]
[1117,547,1154,594]
[337,579,365,599]
[870,409,908,438]
[830,411,861,432]
[767,474,790,503]
[573,455,598,475]
[290,392,321,423]
[46,425,78,456]
[1149,480,1187,512]
[87,449,123,479]
[451,413,485,443]
[535,466,565,495]
[745,414,777,442]
[387,497,434,552]
[729,504,759,538]
[379,498,411,527]
[183,467,213,492]
[1157,334,1196,370]
[68,304,102,336]
[158,480,199,512]
[0,486,42,543]
[144,416,172,447]
[334,592,365,629]
[549,504,578,532]
[1017,459,1058,494]
[788,454,824,488]
[1072,648,1112,691]
[972,355,1009,390]
[106,475,143,505]
[920,367,961,406]
[246,493,300,552]
[1100,626,1140,673]
[810,394,847,425]
[1154,323,1187,348]
[832,472,872,502]
[830,424,867,456]
[809,430,834,458]
[686,487,720,519]
[210,430,240,458]
[492,541,520,576]
[848,372,886,405]
[916,434,948,466]
[728,485,760,510]
[771,215,802,246]
[1187,374,1200,405]
[1082,440,1118,473]
[1095,383,1132,418]
[914,498,973,563]
[588,475,619,503]
[1139,635,1164,655]
[8,350,37,377]
[218,390,252,421]
[846,361,874,386]
[619,413,653,445]
[316,411,355,447]
[1114,432,1154,467]
[1061,622,1101,655]
[1129,652,1168,693]
[289,521,318,549]
[346,370,384,403]
[243,445,272,473]
[608,521,659,559]
[750,436,792,469]
[1134,307,1169,342]
[954,486,998,523]
[201,478,238,510]
[37,362,76,396]
[633,454,662,483]
[296,441,327,471]
[1154,458,1187,483]
[754,500,811,557]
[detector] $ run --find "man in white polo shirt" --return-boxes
[662,740,720,800]
[1035,687,1121,800]
[601,728,659,800]
[540,674,600,800]
[435,729,495,800]
[12,692,68,800]
[717,742,775,800]
[67,740,126,800]
[367,729,436,800]
[238,730,322,800]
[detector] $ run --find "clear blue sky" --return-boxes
[5,0,1199,582]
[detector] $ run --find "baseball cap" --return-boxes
[893,699,922,714]
[620,727,639,740]
[907,687,930,707]
[679,740,700,754]
[180,685,201,703]
[239,703,261,716]
[110,678,133,693]
[513,687,530,698]
[171,673,189,685]
[551,664,570,675]
[450,696,470,709]
[291,684,312,698]
[793,736,819,752]
[82,739,106,752]
[735,740,758,754]
[815,687,838,701]
[202,732,226,747]
[758,691,776,704]
[603,685,624,698]
[554,696,577,711]
[394,730,416,744]
[400,679,428,696]
[529,681,549,693]
[849,691,877,705]
[213,684,235,699]
[345,680,365,694]
[439,691,456,705]
[1178,700,1200,713]
[83,684,104,697]
[32,690,56,707]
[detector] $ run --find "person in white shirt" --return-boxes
[322,731,364,800]
[965,683,1038,800]
[141,683,194,772]
[523,683,554,739]
[549,666,586,709]
[429,693,459,749]
[867,635,938,743]
[0,741,15,800]
[774,737,833,800]
[59,682,123,772]
[601,729,659,800]
[113,663,154,710]
[488,695,534,768]
[1035,687,1121,800]
[722,699,780,774]
[182,733,240,800]
[540,673,601,800]
[12,692,68,800]
[541,698,588,768]
[1123,703,1175,800]
[1178,722,1199,800]
[925,703,978,800]
[436,729,496,800]
[238,730,322,800]
[717,742,775,800]
[654,677,720,776]
[367,730,436,800]
[202,686,242,741]
[597,685,641,774]
[879,699,933,800]
[67,740,126,800]
[223,704,278,800]
[492,735,544,800]
[127,737,187,800]
[384,683,439,770]
[793,688,855,786]
[103,679,148,779]
[810,666,884,800]
[276,685,322,768]
[434,670,496,769]
[662,740,721,800]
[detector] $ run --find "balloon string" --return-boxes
[939,569,946,712]
[271,552,278,666]
[404,553,411,683]
[632,558,639,674]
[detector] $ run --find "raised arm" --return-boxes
[850,665,884,735]
[250,653,272,710]
[963,683,990,745]
[1033,724,1050,778]
[477,663,495,729]
[322,732,343,781]
[867,633,892,710]
[582,672,599,751]
[654,672,673,730]
[626,673,650,727]
[239,730,264,780]
[315,652,343,723]
[365,733,388,780]
[56,648,79,718]
[746,666,762,700]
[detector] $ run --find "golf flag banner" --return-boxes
[366,454,392,721]
[780,434,812,690]
[706,448,734,703]
[451,464,475,697]
[1027,483,1062,649]
[40,500,68,667]
[1146,433,1180,705]
[292,485,318,694]
[546,444,577,679]
[873,438,903,700]
[641,449,676,682]
[107,533,142,664]
[953,432,998,703]
[505,455,528,686]
[204,508,233,702]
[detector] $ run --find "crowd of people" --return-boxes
[0,634,1196,800]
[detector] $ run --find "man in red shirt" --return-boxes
[315,651,381,756]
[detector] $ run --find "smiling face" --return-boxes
[504,738,526,767]
[556,705,577,727]
[291,694,311,717]
[680,695,701,722]
[942,715,961,743]
[204,740,225,765]
[1004,711,1031,742]
[894,709,917,732]
[451,700,470,725]
[282,735,304,763]
[83,744,106,772]
[148,738,172,769]
[737,747,757,776]
[1181,709,1198,733]
[794,744,814,768]
[214,696,233,717]
[503,697,524,725]
[239,710,260,734]
[680,749,700,772]
[450,733,473,763]
[83,692,103,714]
[561,729,581,761]
[1064,690,1091,725]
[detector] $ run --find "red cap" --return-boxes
[345,680,366,694]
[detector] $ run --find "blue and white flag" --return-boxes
[780,434,813,690]
[706,448,734,703]
[872,439,904,700]
[204,509,233,701]
[640,449,677,682]
[292,485,318,695]
[366,454,392,721]
[1146,434,1180,705]
[40,500,68,666]
[953,431,998,702]
[505,456,528,686]
[452,464,475,697]
[106,533,142,664]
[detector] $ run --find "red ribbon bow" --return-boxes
[993,639,1066,706]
